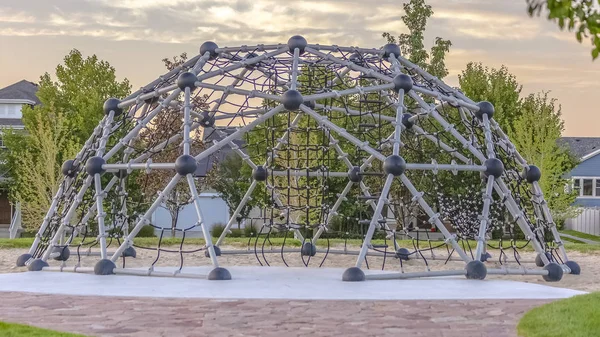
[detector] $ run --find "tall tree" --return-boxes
[527,0,600,59]
[458,62,523,132]
[382,0,452,79]
[1,49,130,229]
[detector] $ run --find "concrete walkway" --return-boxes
[560,233,600,245]
[0,292,551,337]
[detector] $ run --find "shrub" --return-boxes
[244,225,256,237]
[229,229,243,238]
[211,223,226,238]
[137,225,156,237]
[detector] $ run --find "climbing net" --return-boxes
[17,36,577,282]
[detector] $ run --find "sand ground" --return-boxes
[1,244,597,292]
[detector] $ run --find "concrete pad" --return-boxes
[0,266,585,300]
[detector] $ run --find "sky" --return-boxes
[0,0,598,136]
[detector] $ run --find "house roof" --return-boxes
[0,80,40,104]
[194,127,246,177]
[558,137,600,160]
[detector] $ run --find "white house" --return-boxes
[0,80,39,237]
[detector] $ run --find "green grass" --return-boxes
[561,230,600,242]
[517,292,600,337]
[0,322,86,337]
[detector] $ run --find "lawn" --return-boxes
[0,322,86,337]
[517,292,600,337]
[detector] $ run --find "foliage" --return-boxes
[136,225,156,238]
[382,0,452,79]
[211,224,226,237]
[1,49,130,229]
[0,321,87,337]
[458,62,523,132]
[510,92,578,217]
[527,0,600,59]
[518,292,600,337]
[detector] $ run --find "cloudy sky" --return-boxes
[1,0,598,136]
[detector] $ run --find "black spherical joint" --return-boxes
[208,267,232,280]
[480,251,492,262]
[200,41,219,60]
[475,101,495,120]
[395,248,410,261]
[62,159,78,177]
[205,246,222,258]
[349,53,363,65]
[565,260,581,275]
[199,111,215,128]
[535,252,553,267]
[543,262,564,282]
[85,156,106,176]
[301,242,317,257]
[342,267,365,282]
[28,259,49,271]
[287,35,308,54]
[244,52,259,69]
[175,155,198,175]
[52,246,70,261]
[402,113,414,129]
[382,43,401,60]
[484,158,504,179]
[94,259,116,275]
[348,166,362,183]
[303,100,316,110]
[393,74,413,93]
[282,90,304,111]
[177,72,198,91]
[122,246,137,258]
[103,97,123,116]
[16,253,32,267]
[253,166,268,181]
[465,260,487,280]
[524,165,542,184]
[383,155,406,176]
[144,95,160,105]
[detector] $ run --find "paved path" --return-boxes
[560,233,600,245]
[0,292,550,337]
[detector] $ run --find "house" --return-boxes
[559,137,600,235]
[0,80,40,237]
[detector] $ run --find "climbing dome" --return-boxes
[17,36,580,282]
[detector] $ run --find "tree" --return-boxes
[527,0,600,59]
[1,49,130,229]
[382,0,452,79]
[458,62,523,132]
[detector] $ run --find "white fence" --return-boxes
[565,208,600,236]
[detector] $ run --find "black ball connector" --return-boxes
[349,53,363,65]
[342,267,365,282]
[208,267,232,280]
[348,166,362,183]
[565,260,581,275]
[301,242,317,257]
[382,43,401,60]
[86,156,106,176]
[177,72,198,91]
[543,262,564,282]
[144,95,160,105]
[200,41,219,60]
[175,155,198,175]
[475,101,495,120]
[103,97,123,116]
[282,89,304,111]
[395,247,410,261]
[244,52,259,70]
[62,159,78,177]
[287,35,308,54]
[484,158,504,178]
[480,251,492,262]
[94,259,116,275]
[393,74,413,93]
[200,111,215,128]
[52,246,70,261]
[205,246,222,258]
[16,253,32,267]
[253,166,268,181]
[28,259,49,272]
[383,155,406,176]
[465,260,487,280]
[535,252,554,267]
[524,165,542,183]
[402,113,414,129]
[303,100,316,110]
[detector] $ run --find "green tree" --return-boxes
[458,62,523,132]
[527,0,600,59]
[382,0,452,79]
[2,49,130,229]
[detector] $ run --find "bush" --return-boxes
[211,223,226,238]
[229,229,243,238]
[137,225,156,237]
[244,225,256,237]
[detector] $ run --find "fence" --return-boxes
[565,208,600,236]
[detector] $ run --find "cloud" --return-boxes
[0,7,35,23]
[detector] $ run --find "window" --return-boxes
[574,179,581,194]
[583,179,594,196]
